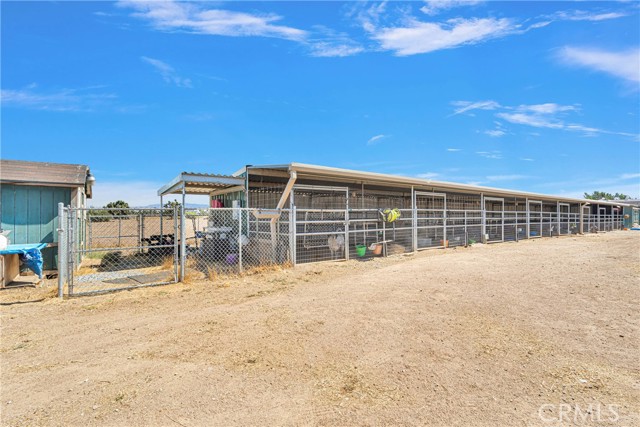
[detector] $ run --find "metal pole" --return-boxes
[344,188,349,261]
[57,203,65,299]
[480,193,486,243]
[160,195,163,240]
[180,188,186,280]
[291,206,297,266]
[411,187,417,252]
[443,196,447,248]
[238,207,243,273]
[173,206,179,282]
[118,216,122,247]
[67,207,74,296]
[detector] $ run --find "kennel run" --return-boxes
[58,163,634,296]
[157,163,633,265]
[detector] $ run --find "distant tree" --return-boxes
[163,199,181,209]
[105,200,130,216]
[583,191,630,201]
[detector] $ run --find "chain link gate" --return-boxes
[60,206,179,296]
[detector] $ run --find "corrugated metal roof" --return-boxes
[250,162,631,207]
[157,172,245,196]
[0,159,89,187]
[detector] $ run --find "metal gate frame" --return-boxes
[292,184,349,263]
[484,197,504,243]
[59,205,179,297]
[527,200,542,238]
[558,202,570,235]
[414,191,447,249]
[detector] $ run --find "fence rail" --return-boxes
[57,205,624,297]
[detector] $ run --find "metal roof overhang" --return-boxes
[250,162,630,207]
[157,172,245,197]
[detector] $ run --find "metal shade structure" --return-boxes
[157,172,246,279]
[157,172,245,197]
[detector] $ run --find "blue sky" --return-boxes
[2,0,639,207]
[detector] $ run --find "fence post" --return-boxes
[411,187,417,252]
[57,203,65,299]
[67,207,74,296]
[481,193,486,243]
[118,216,122,247]
[173,207,179,282]
[238,208,243,273]
[290,206,297,266]
[344,189,349,261]
[180,204,186,281]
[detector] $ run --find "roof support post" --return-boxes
[180,187,186,281]
[270,171,297,261]
[411,186,417,252]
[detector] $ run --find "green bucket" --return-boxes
[355,245,367,257]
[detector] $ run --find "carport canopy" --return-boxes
[157,172,245,198]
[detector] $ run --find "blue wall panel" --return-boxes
[0,184,71,270]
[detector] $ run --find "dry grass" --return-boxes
[160,256,174,271]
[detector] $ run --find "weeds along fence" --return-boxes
[58,204,624,297]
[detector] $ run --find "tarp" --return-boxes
[0,243,47,279]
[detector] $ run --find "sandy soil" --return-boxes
[1,232,638,427]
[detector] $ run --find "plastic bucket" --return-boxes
[372,244,383,255]
[355,245,367,257]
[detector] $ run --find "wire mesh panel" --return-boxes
[503,201,520,242]
[581,207,591,233]
[295,209,347,263]
[528,201,542,238]
[66,208,178,296]
[415,192,446,249]
[558,203,570,235]
[293,186,348,264]
[484,198,504,243]
[348,208,413,258]
[542,204,558,236]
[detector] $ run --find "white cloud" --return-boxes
[496,112,564,129]
[420,0,484,16]
[141,56,192,88]
[451,100,501,115]
[558,46,640,83]
[367,134,388,145]
[484,129,506,137]
[416,172,439,179]
[476,150,502,159]
[452,100,638,139]
[1,86,117,112]
[497,111,637,138]
[308,42,364,57]
[516,103,578,114]
[486,174,529,181]
[552,10,628,22]
[119,0,306,40]
[620,173,640,180]
[373,17,516,56]
[519,158,535,162]
[447,148,462,152]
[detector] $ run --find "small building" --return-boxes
[0,159,94,271]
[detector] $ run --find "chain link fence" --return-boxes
[62,207,179,296]
[181,208,292,280]
[57,204,624,297]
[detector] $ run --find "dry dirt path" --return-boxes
[1,232,638,426]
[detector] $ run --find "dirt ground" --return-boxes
[1,232,638,427]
